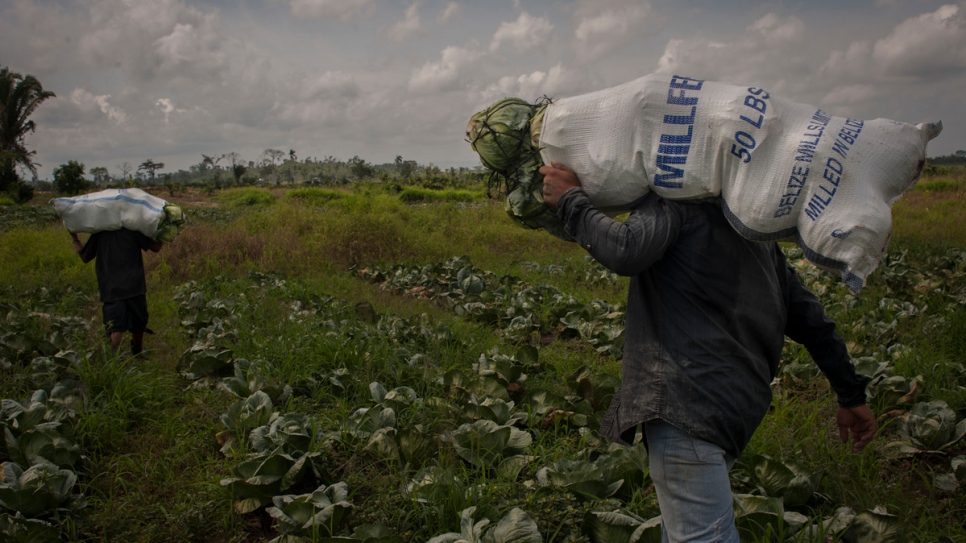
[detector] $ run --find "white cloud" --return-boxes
[871,4,966,77]
[490,12,553,53]
[748,12,805,43]
[655,13,807,87]
[70,88,126,124]
[154,21,228,80]
[287,0,374,20]
[298,71,361,101]
[820,84,880,107]
[389,3,423,43]
[437,2,460,26]
[408,45,483,93]
[156,98,187,123]
[820,40,874,78]
[820,4,966,88]
[573,0,652,61]
[74,0,230,85]
[483,63,577,102]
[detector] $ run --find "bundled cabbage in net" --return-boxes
[466,73,941,292]
[466,98,570,240]
[155,203,186,243]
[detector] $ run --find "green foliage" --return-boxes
[0,66,55,197]
[398,188,482,203]
[884,400,966,457]
[581,510,662,543]
[444,419,532,472]
[52,160,89,195]
[215,187,276,207]
[286,187,347,205]
[0,460,86,519]
[267,482,353,541]
[427,506,543,543]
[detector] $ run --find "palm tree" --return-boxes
[1,66,55,194]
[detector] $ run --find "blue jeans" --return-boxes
[645,420,740,543]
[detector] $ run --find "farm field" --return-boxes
[1,169,965,543]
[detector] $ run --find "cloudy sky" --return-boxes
[2,0,964,179]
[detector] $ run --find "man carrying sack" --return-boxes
[72,229,163,357]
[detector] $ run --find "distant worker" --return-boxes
[72,229,163,357]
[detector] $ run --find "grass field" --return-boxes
[1,173,965,543]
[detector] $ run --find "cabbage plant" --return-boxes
[251,413,327,457]
[853,357,922,411]
[177,343,234,382]
[885,400,966,458]
[443,420,532,470]
[220,449,323,514]
[566,365,620,413]
[593,444,650,502]
[535,459,623,502]
[737,454,825,507]
[581,510,662,543]
[341,406,396,444]
[218,390,275,455]
[0,460,86,519]
[841,507,906,543]
[221,358,293,406]
[460,397,527,427]
[934,455,965,492]
[4,425,81,470]
[0,511,63,543]
[732,494,808,542]
[267,482,353,541]
[445,369,510,402]
[427,506,543,543]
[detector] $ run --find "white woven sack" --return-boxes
[52,188,168,239]
[538,73,941,292]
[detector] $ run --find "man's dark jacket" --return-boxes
[556,189,869,457]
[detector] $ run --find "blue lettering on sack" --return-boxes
[831,118,864,159]
[805,156,845,221]
[773,164,810,218]
[795,110,832,163]
[729,87,771,165]
[654,75,704,188]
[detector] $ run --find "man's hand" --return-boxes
[70,232,82,253]
[539,160,581,209]
[836,405,877,452]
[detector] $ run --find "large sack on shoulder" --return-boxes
[468,73,942,292]
[51,188,186,242]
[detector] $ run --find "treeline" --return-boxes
[928,150,966,166]
[33,152,489,197]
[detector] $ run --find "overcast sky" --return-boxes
[2,0,964,179]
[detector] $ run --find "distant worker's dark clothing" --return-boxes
[555,189,869,458]
[79,229,155,302]
[79,229,155,334]
[101,295,150,335]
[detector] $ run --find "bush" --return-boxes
[215,187,276,207]
[2,179,34,203]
